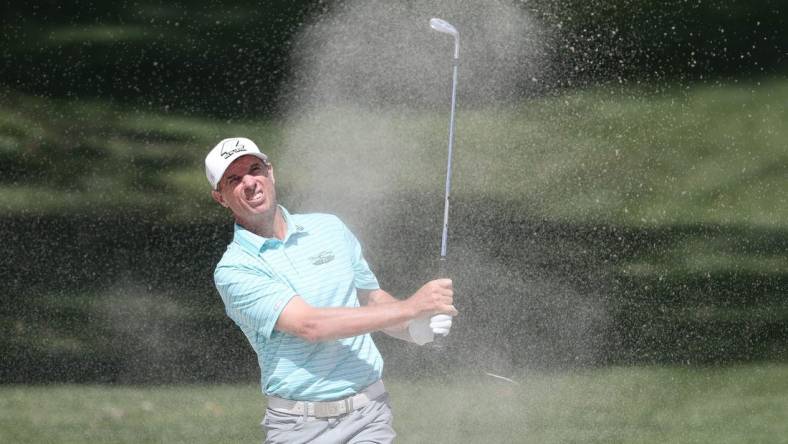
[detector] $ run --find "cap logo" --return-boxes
[220,139,248,159]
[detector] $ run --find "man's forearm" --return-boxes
[275,295,417,342]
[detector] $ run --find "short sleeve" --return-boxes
[214,264,296,340]
[341,221,380,290]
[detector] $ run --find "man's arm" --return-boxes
[274,279,457,342]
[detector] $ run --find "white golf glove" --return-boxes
[408,314,453,345]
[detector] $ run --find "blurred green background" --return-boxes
[0,1,787,440]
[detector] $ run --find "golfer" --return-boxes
[205,137,458,443]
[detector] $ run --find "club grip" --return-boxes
[431,257,450,346]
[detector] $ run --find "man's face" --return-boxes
[211,155,276,221]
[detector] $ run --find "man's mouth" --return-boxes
[247,190,265,205]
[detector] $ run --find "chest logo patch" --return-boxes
[310,250,335,266]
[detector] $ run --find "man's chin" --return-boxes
[247,201,277,215]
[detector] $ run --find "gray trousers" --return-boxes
[262,393,396,444]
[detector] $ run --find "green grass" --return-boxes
[1,364,786,443]
[461,79,787,229]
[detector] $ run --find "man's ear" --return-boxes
[269,164,275,184]
[211,190,229,208]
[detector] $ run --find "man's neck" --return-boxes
[237,206,287,240]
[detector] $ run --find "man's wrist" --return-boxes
[398,298,421,320]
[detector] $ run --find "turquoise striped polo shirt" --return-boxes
[213,206,384,401]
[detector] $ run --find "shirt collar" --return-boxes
[232,205,308,254]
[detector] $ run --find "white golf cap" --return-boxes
[205,137,269,190]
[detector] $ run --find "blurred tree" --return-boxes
[1,0,785,117]
[1,0,317,117]
[528,0,787,86]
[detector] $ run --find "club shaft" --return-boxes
[440,57,459,259]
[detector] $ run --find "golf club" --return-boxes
[430,17,460,338]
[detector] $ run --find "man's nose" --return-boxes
[242,174,257,187]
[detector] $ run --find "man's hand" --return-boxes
[406,278,458,318]
[429,314,453,336]
[404,279,457,345]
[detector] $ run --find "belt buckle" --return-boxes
[313,398,352,418]
[314,401,341,418]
